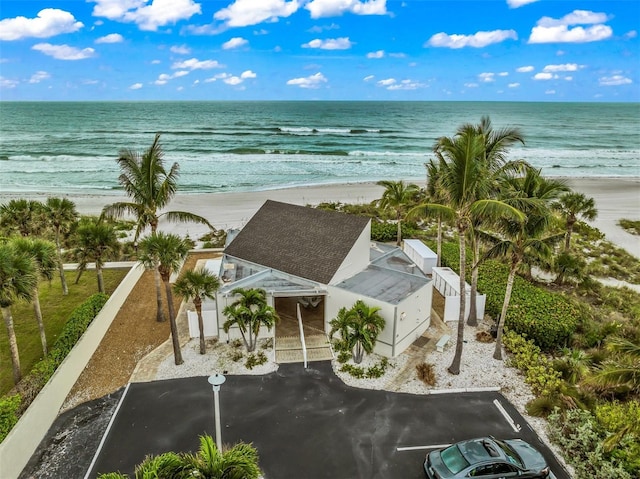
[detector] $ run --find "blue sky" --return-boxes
[0,0,638,101]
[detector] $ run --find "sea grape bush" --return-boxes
[0,395,21,443]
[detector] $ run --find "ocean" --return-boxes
[0,101,638,195]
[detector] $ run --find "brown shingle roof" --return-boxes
[224,200,370,284]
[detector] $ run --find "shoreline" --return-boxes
[2,176,638,257]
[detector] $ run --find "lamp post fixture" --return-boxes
[208,373,226,451]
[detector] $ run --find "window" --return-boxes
[440,445,470,474]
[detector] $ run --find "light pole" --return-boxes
[208,373,226,452]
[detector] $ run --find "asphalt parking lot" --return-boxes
[88,361,570,479]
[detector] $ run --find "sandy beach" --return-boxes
[3,176,639,257]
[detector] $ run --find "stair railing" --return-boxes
[296,303,308,368]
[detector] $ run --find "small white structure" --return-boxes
[403,239,438,275]
[432,266,486,322]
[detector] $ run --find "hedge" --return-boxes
[0,293,109,443]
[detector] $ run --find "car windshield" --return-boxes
[440,445,470,474]
[495,440,524,468]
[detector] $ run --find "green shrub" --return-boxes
[0,395,21,443]
[230,350,243,362]
[548,408,633,479]
[339,357,390,379]
[337,351,351,363]
[595,401,640,476]
[245,351,267,369]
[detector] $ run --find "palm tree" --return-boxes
[138,232,190,365]
[222,288,279,353]
[74,219,121,293]
[482,169,566,360]
[408,122,525,374]
[553,191,598,252]
[0,242,37,384]
[12,238,57,356]
[588,337,640,395]
[424,158,449,267]
[376,180,421,246]
[0,199,44,237]
[174,269,220,354]
[329,299,386,364]
[102,134,213,322]
[180,435,261,479]
[43,197,78,295]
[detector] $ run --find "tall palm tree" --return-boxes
[0,199,44,237]
[138,232,190,365]
[222,288,279,353]
[329,299,386,364]
[12,238,58,356]
[74,219,121,293]
[174,269,220,354]
[376,180,421,246]
[408,123,525,374]
[43,197,78,295]
[102,134,213,322]
[0,242,37,384]
[424,158,449,267]
[480,169,567,360]
[553,191,598,252]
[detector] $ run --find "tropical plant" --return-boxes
[554,251,587,285]
[222,288,279,353]
[73,219,121,294]
[424,157,449,267]
[12,238,58,356]
[408,118,525,373]
[102,134,213,322]
[0,242,37,384]
[587,337,640,396]
[329,299,385,364]
[481,169,567,359]
[553,191,598,252]
[43,197,78,295]
[174,269,220,354]
[138,232,190,365]
[0,199,44,237]
[376,180,421,246]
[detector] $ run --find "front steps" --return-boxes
[275,334,333,364]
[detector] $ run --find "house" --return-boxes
[207,200,433,362]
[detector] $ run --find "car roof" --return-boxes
[458,438,506,465]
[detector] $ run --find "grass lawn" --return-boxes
[1,268,129,396]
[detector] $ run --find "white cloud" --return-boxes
[377,78,396,86]
[366,50,384,59]
[427,29,517,48]
[507,0,539,8]
[516,65,534,73]
[151,59,161,64]
[464,82,479,88]
[214,0,299,28]
[498,72,508,77]
[204,73,229,83]
[155,70,190,85]
[32,43,96,60]
[95,33,124,43]
[545,89,556,94]
[91,0,201,31]
[224,76,244,86]
[306,0,388,18]
[286,72,328,89]
[599,75,632,86]
[129,82,143,90]
[564,76,573,81]
[387,79,425,91]
[508,82,520,88]
[223,37,249,49]
[302,37,353,50]
[624,30,637,39]
[363,75,374,81]
[173,70,189,78]
[543,63,583,72]
[0,77,19,89]
[241,70,257,79]
[529,10,613,44]
[478,72,495,82]
[170,45,191,54]
[29,71,51,83]
[0,8,83,41]
[308,23,339,33]
[171,58,224,70]
[533,72,558,80]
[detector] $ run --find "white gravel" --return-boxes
[153,324,572,477]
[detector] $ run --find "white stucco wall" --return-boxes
[329,222,372,285]
[392,282,433,356]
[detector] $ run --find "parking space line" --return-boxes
[493,398,521,433]
[397,443,451,452]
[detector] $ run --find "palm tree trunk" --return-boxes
[97,266,105,294]
[564,219,575,252]
[396,212,402,246]
[468,238,480,326]
[55,231,69,296]
[436,216,442,267]
[354,342,364,364]
[448,228,466,375]
[195,299,206,355]
[2,306,22,384]
[494,265,517,360]
[33,286,48,356]
[164,280,183,365]
[154,265,166,322]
